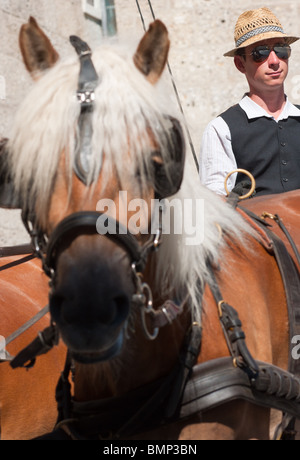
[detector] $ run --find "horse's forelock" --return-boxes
[9,45,175,209]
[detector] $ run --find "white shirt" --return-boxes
[199,95,300,195]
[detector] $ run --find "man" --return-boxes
[199,7,300,196]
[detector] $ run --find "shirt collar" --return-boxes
[239,95,300,121]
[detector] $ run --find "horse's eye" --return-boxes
[151,150,163,166]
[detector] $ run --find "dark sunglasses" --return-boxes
[248,44,291,63]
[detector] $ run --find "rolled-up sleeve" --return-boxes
[199,117,237,195]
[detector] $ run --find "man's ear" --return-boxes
[234,55,246,74]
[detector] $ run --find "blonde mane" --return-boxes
[8,40,251,321]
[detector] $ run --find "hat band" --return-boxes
[236,25,284,47]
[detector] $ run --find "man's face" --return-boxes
[234,38,289,93]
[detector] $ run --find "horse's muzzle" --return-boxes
[48,241,134,362]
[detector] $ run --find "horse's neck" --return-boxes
[198,236,289,370]
[74,362,119,400]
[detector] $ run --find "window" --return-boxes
[82,0,102,21]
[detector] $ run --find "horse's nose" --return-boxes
[47,237,135,358]
[49,276,131,358]
[50,289,130,327]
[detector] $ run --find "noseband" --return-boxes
[44,211,150,276]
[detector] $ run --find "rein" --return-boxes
[0,244,53,364]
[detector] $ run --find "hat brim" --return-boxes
[224,33,299,57]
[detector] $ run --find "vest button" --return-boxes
[281,142,286,147]
[283,178,289,182]
[282,160,287,165]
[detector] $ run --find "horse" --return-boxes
[0,251,67,440]
[0,136,66,440]
[5,16,300,440]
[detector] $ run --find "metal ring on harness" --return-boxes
[224,169,256,200]
[140,282,159,341]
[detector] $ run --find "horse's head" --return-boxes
[9,17,186,364]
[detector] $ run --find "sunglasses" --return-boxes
[248,44,291,63]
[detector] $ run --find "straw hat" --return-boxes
[224,7,299,57]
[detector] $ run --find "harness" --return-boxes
[4,206,300,440]
[2,36,300,440]
[18,211,300,441]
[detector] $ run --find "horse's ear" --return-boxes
[19,16,59,79]
[133,20,170,84]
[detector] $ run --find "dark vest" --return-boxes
[220,104,300,196]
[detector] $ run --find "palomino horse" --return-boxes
[5,16,300,440]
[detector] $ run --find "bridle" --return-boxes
[20,35,186,345]
[22,207,170,339]
[24,210,158,277]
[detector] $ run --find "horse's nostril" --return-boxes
[49,285,131,360]
[113,295,131,323]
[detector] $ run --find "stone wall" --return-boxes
[0,0,103,136]
[1,0,300,244]
[0,0,101,243]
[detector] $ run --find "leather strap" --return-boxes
[240,207,300,378]
[0,243,33,257]
[181,357,300,421]
[207,263,259,379]
[69,35,99,98]
[45,211,144,273]
[10,321,58,369]
[69,35,99,185]
[238,207,300,439]
[264,226,300,377]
